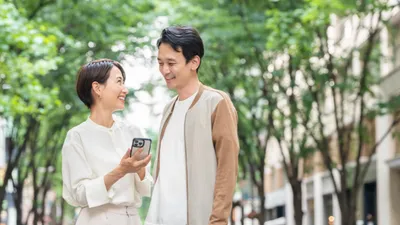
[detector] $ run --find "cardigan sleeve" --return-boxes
[209,97,240,225]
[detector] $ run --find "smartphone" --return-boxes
[130,138,152,159]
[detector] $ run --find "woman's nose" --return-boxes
[122,86,129,94]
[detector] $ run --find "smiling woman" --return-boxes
[61,58,153,225]
[76,59,127,110]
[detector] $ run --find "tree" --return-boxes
[149,0,278,223]
[0,0,157,223]
[148,0,310,224]
[0,2,62,222]
[154,1,317,224]
[264,1,400,225]
[146,1,400,225]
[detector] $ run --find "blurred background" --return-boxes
[1,0,400,225]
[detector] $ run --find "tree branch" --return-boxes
[316,27,347,169]
[305,63,341,197]
[28,0,55,20]
[354,11,382,189]
[342,18,363,161]
[237,2,268,73]
[288,54,297,170]
[359,115,400,183]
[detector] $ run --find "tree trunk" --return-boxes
[14,184,24,225]
[0,117,36,222]
[230,201,239,225]
[230,210,235,225]
[240,204,244,225]
[291,180,303,225]
[340,190,357,225]
[341,207,356,225]
[257,187,266,225]
[0,168,11,221]
[15,201,23,225]
[39,184,51,225]
[0,150,16,220]
[32,187,40,225]
[58,198,66,225]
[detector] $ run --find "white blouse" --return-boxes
[62,116,153,209]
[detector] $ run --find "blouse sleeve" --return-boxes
[62,130,115,208]
[134,164,153,197]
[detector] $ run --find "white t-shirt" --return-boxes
[146,92,197,225]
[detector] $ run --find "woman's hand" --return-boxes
[119,148,152,175]
[104,148,151,191]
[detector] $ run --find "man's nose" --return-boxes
[161,64,170,74]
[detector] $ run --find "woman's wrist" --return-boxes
[104,166,126,191]
[137,167,146,180]
[115,165,127,178]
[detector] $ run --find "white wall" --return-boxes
[0,118,7,168]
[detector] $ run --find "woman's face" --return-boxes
[95,66,128,112]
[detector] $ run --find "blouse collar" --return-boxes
[86,116,119,132]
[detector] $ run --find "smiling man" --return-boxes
[145,26,239,225]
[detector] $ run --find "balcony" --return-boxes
[380,66,400,98]
[265,187,286,209]
[387,157,400,169]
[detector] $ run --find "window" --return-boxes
[307,199,315,225]
[323,194,333,225]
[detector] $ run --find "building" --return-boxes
[264,6,400,225]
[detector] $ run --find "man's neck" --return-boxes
[177,78,200,101]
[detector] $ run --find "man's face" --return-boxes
[157,43,194,90]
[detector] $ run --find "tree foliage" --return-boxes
[0,0,156,223]
[2,0,400,224]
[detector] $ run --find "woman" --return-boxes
[62,58,152,225]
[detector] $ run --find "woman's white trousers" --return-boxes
[75,204,141,225]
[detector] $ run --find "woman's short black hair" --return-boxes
[76,58,125,108]
[157,26,204,71]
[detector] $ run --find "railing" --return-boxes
[380,66,400,98]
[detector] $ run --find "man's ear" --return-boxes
[190,56,201,71]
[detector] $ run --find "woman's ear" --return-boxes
[190,55,201,71]
[92,81,102,98]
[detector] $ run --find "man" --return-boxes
[145,26,239,225]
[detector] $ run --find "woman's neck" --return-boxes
[89,107,114,128]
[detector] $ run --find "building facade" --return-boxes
[264,7,400,225]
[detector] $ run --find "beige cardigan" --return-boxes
[152,83,240,225]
